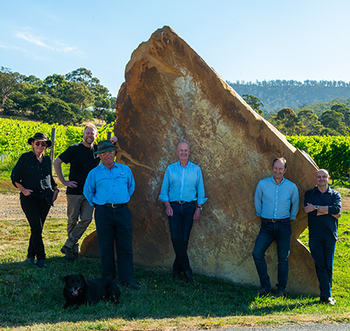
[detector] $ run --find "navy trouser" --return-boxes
[168,201,196,273]
[252,218,291,292]
[95,204,134,282]
[309,232,336,298]
[20,195,51,261]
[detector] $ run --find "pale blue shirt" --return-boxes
[83,162,135,206]
[159,161,207,205]
[254,176,299,220]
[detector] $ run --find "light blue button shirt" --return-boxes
[83,162,135,206]
[254,176,299,220]
[159,161,207,205]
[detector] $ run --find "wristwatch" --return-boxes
[197,205,202,210]
[314,205,319,210]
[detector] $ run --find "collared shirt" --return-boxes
[304,186,341,240]
[11,151,56,200]
[254,176,299,220]
[159,160,207,205]
[83,162,135,206]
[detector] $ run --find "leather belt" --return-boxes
[261,217,289,223]
[171,201,192,204]
[104,203,127,208]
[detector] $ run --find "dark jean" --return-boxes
[94,204,134,281]
[20,195,51,261]
[309,232,336,298]
[168,201,196,273]
[252,218,291,292]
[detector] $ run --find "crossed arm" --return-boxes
[304,203,341,219]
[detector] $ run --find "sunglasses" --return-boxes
[34,141,47,147]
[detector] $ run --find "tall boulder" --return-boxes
[81,26,319,295]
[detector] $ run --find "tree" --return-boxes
[331,104,350,127]
[65,67,110,99]
[63,82,94,111]
[242,94,264,116]
[0,67,21,107]
[93,96,111,122]
[68,103,84,124]
[65,67,93,84]
[297,109,324,135]
[269,107,303,135]
[109,97,117,109]
[41,74,69,99]
[41,99,76,125]
[320,110,349,135]
[319,127,341,136]
[22,75,43,87]
[105,110,117,124]
[24,94,52,119]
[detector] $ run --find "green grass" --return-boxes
[1,210,350,331]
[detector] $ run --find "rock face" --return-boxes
[81,26,319,295]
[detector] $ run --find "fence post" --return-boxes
[50,128,56,172]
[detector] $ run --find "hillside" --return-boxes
[228,80,350,112]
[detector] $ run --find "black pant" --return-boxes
[168,201,196,273]
[20,195,51,261]
[94,204,134,281]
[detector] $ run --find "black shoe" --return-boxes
[27,257,36,265]
[184,270,193,283]
[259,288,271,297]
[60,245,75,260]
[73,244,79,257]
[37,259,47,268]
[173,270,181,280]
[319,296,336,305]
[121,280,141,290]
[276,290,285,298]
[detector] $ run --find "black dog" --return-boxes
[62,274,120,308]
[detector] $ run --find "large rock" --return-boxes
[81,26,319,295]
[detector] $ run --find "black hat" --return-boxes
[95,140,118,154]
[28,132,52,147]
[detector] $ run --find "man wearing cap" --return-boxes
[159,141,207,283]
[83,140,140,290]
[252,157,299,298]
[304,169,341,305]
[53,123,117,260]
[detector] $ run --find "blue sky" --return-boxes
[1,0,350,96]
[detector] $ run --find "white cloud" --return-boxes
[15,29,80,54]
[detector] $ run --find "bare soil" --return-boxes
[0,193,67,220]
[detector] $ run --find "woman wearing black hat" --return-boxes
[11,132,59,268]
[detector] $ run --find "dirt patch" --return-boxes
[0,193,67,220]
[342,197,350,211]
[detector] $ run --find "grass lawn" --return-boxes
[0,186,350,330]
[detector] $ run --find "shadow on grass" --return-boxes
[0,256,318,327]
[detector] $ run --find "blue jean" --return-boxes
[94,204,134,281]
[252,218,291,291]
[309,233,336,298]
[169,201,196,273]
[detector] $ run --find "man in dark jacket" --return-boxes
[304,169,341,305]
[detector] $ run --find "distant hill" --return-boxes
[227,80,350,112]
